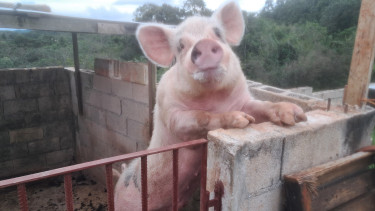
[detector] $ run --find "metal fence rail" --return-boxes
[0,139,213,211]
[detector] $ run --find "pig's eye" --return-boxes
[177,40,185,53]
[213,27,222,39]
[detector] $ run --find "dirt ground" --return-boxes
[0,172,200,211]
[0,173,108,211]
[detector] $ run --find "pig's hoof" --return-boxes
[226,111,255,128]
[270,102,307,126]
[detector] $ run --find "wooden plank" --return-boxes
[285,152,374,186]
[331,190,375,211]
[344,0,375,106]
[284,152,375,211]
[311,171,375,210]
[0,9,139,35]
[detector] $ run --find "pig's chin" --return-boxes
[192,66,225,84]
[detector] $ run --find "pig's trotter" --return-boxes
[223,111,255,128]
[269,102,307,126]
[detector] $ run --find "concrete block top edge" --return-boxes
[0,66,65,71]
[207,107,375,154]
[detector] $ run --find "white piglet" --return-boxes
[115,1,307,210]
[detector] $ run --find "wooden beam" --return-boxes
[0,9,139,35]
[344,0,375,107]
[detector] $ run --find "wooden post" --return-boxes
[344,0,375,107]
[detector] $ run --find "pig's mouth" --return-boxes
[192,66,225,83]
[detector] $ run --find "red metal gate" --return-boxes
[0,139,223,211]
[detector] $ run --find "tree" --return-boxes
[183,0,212,16]
[134,3,183,24]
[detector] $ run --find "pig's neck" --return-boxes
[175,76,249,111]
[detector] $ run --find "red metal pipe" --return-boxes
[172,149,179,211]
[64,174,74,211]
[0,139,208,189]
[17,183,29,211]
[141,156,148,211]
[105,164,115,211]
[200,143,208,211]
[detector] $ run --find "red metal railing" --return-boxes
[0,139,221,211]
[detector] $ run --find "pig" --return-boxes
[114,1,307,210]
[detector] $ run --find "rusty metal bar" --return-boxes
[200,142,208,211]
[148,61,157,137]
[64,174,74,211]
[72,32,83,115]
[105,164,115,211]
[0,139,208,189]
[172,149,179,211]
[17,183,29,211]
[141,156,148,211]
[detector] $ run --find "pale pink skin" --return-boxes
[114,2,307,210]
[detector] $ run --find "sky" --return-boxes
[2,0,266,22]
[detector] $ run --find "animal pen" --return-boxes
[0,0,375,211]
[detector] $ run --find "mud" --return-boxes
[0,173,107,211]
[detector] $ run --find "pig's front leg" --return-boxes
[242,100,307,126]
[169,110,255,141]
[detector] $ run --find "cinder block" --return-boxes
[28,137,61,154]
[83,89,121,115]
[9,127,44,143]
[127,119,150,142]
[132,83,149,104]
[111,79,132,99]
[13,154,46,175]
[84,104,105,125]
[94,58,149,85]
[38,95,71,111]
[119,62,148,85]
[55,69,69,82]
[105,111,127,135]
[39,69,57,82]
[44,122,73,138]
[122,99,149,123]
[60,134,74,150]
[207,125,284,209]
[0,85,15,100]
[94,58,115,77]
[54,81,71,95]
[206,108,375,210]
[45,149,74,165]
[15,69,41,83]
[80,70,94,89]
[3,99,37,115]
[93,75,112,93]
[238,185,282,211]
[0,70,15,85]
[0,131,10,146]
[16,83,53,98]
[0,160,14,178]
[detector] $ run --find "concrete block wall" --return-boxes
[67,59,151,184]
[0,67,75,179]
[206,107,375,210]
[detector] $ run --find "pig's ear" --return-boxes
[136,24,174,67]
[214,1,245,46]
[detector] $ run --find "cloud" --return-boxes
[86,6,134,21]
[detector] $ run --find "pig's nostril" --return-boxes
[191,49,202,64]
[212,47,218,54]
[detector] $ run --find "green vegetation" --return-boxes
[0,0,374,90]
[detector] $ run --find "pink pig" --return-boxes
[114,1,307,210]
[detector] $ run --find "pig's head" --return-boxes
[136,1,245,90]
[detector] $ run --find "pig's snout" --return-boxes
[191,39,223,70]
